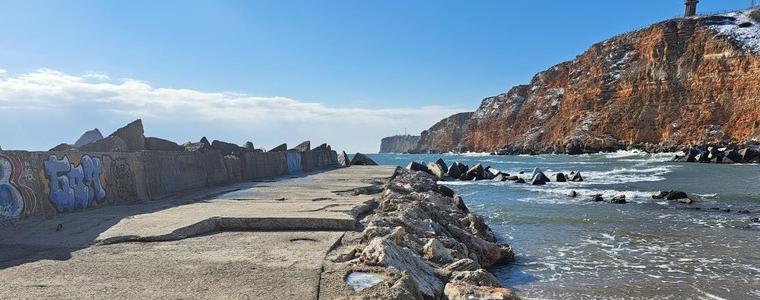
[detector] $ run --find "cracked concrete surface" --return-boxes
[0,166,397,299]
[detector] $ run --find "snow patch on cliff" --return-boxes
[707,9,760,54]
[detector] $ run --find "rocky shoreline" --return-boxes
[321,167,518,299]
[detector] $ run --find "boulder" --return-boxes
[426,162,446,180]
[444,283,518,300]
[552,172,567,182]
[407,161,429,172]
[449,269,501,287]
[495,244,515,265]
[145,137,183,151]
[506,176,520,181]
[269,143,288,152]
[608,195,627,204]
[109,119,145,151]
[312,143,329,151]
[665,191,688,200]
[211,140,244,156]
[435,185,456,197]
[434,158,449,174]
[452,196,469,213]
[651,191,669,199]
[74,128,103,148]
[50,143,78,152]
[361,238,443,298]
[739,147,760,162]
[351,153,378,165]
[724,149,742,163]
[448,162,464,179]
[444,259,480,273]
[485,167,501,178]
[569,171,584,182]
[530,168,549,185]
[462,164,484,180]
[493,174,506,182]
[678,198,693,204]
[183,141,209,152]
[243,141,255,151]
[200,137,211,147]
[422,238,453,263]
[290,140,310,152]
[590,194,604,202]
[514,178,526,184]
[337,151,350,167]
[569,190,578,197]
[80,136,128,152]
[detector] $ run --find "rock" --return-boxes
[495,244,515,265]
[739,147,760,162]
[569,190,578,197]
[109,119,145,151]
[338,151,350,167]
[725,149,743,163]
[351,153,378,166]
[552,173,567,182]
[74,128,103,148]
[426,162,446,180]
[678,198,693,204]
[290,140,310,152]
[590,194,604,202]
[145,137,183,151]
[407,161,429,172]
[493,174,506,182]
[444,283,519,300]
[211,140,244,156]
[652,191,670,199]
[665,191,688,200]
[448,162,464,178]
[243,141,255,150]
[313,143,329,151]
[49,143,78,151]
[333,248,357,263]
[569,171,584,182]
[751,217,760,223]
[390,226,406,244]
[183,139,209,152]
[485,167,501,178]
[361,238,443,298]
[444,259,480,273]
[269,143,288,152]
[506,176,519,181]
[80,136,128,152]
[434,158,449,174]
[449,269,502,287]
[530,168,549,185]
[514,178,526,184]
[608,195,627,204]
[200,137,211,147]
[452,196,469,213]
[462,164,484,180]
[423,238,453,263]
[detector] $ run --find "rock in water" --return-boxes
[351,153,378,166]
[74,128,103,148]
[290,140,310,152]
[652,191,669,199]
[493,174,506,181]
[448,162,465,179]
[145,137,183,151]
[569,171,584,182]
[426,162,445,180]
[665,191,688,200]
[449,269,502,287]
[530,168,549,185]
[462,164,484,180]
[337,151,350,167]
[407,161,429,172]
[552,173,567,182]
[434,158,449,174]
[608,195,627,204]
[109,119,145,151]
[269,143,287,152]
[590,194,604,202]
[568,190,578,197]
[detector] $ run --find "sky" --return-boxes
[0,0,754,152]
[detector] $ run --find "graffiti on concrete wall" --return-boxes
[286,151,303,174]
[0,154,37,218]
[43,155,106,212]
[107,158,137,202]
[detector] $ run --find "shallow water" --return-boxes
[369,151,760,300]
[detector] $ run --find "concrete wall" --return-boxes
[0,148,338,220]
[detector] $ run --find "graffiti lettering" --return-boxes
[0,154,36,218]
[43,155,106,212]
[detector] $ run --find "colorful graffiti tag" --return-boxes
[286,151,303,174]
[43,155,106,212]
[0,153,36,218]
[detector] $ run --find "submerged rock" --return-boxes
[665,191,688,200]
[590,194,604,202]
[608,195,627,204]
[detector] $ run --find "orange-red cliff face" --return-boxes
[417,9,760,154]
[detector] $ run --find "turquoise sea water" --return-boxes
[368,151,760,300]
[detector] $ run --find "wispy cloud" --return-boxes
[0,68,466,152]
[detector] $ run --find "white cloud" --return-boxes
[0,68,466,152]
[0,68,6,76]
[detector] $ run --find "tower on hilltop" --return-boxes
[685,0,699,17]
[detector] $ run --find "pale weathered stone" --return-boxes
[360,238,443,298]
[444,283,519,300]
[422,238,453,263]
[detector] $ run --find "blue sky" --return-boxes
[0,0,754,152]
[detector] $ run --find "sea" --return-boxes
[368,151,760,300]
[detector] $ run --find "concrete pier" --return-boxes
[0,166,396,299]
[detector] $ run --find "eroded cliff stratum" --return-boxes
[414,9,760,154]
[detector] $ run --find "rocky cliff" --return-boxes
[416,9,760,154]
[380,135,421,153]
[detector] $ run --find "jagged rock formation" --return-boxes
[379,135,420,153]
[414,9,760,154]
[74,129,103,148]
[413,112,473,153]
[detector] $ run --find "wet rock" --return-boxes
[426,162,446,180]
[725,149,743,163]
[507,176,520,181]
[552,172,567,182]
[448,162,464,179]
[678,198,693,204]
[74,128,103,148]
[751,217,760,223]
[514,178,526,184]
[434,158,449,174]
[211,140,244,156]
[485,167,501,178]
[407,161,429,173]
[569,190,578,197]
[608,195,627,204]
[351,153,378,166]
[338,151,350,167]
[290,140,310,152]
[493,173,506,182]
[665,191,688,200]
[652,191,670,199]
[590,194,604,202]
[739,147,760,162]
[444,283,518,300]
[435,185,456,198]
[530,168,549,185]
[569,171,584,182]
[452,196,469,213]
[449,269,501,287]
[444,259,480,273]
[109,119,145,151]
[423,238,453,263]
[495,244,515,265]
[462,164,484,181]
[50,143,78,152]
[145,137,183,151]
[80,135,128,152]
[269,143,287,152]
[361,237,443,299]
[482,167,496,180]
